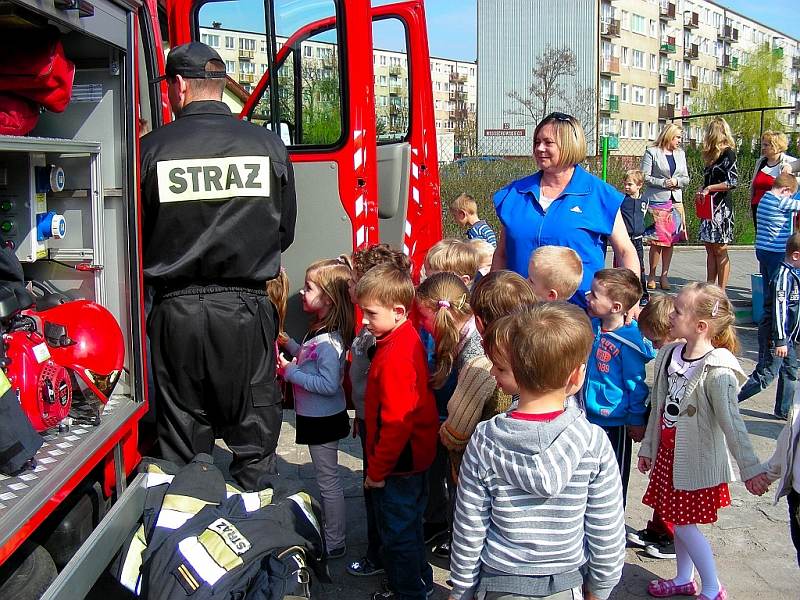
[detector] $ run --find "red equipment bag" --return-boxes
[0,93,40,135]
[0,33,75,113]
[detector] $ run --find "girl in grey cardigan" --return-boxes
[638,283,765,600]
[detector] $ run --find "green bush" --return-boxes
[440,147,758,245]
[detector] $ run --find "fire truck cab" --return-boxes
[0,0,440,596]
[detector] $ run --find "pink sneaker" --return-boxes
[698,587,727,600]
[648,578,700,597]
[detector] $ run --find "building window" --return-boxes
[648,123,657,140]
[239,61,255,74]
[622,47,629,66]
[621,10,630,31]
[633,50,645,69]
[240,38,255,51]
[632,121,643,139]
[225,36,234,49]
[649,88,656,106]
[201,34,220,48]
[620,120,630,138]
[631,14,646,35]
[633,85,645,104]
[225,60,236,73]
[621,83,629,103]
[649,19,657,37]
[650,54,657,72]
[304,45,312,57]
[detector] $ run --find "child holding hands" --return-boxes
[639,283,768,600]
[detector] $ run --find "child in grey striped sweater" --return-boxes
[449,302,626,600]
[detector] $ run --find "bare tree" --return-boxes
[506,45,596,141]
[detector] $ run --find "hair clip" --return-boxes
[279,266,286,273]
[711,299,720,317]
[456,293,467,310]
[438,299,451,309]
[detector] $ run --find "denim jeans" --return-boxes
[373,472,433,600]
[739,250,797,417]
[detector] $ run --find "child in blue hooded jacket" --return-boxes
[584,268,656,504]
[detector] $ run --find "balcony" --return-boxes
[659,70,676,86]
[659,104,675,120]
[238,73,255,84]
[730,56,739,70]
[600,95,620,113]
[600,57,620,75]
[792,83,800,93]
[683,11,699,28]
[602,133,620,150]
[659,1,675,20]
[660,36,677,54]
[239,49,254,60]
[449,71,467,83]
[600,19,621,38]
[773,46,785,59]
[389,65,405,76]
[717,25,738,42]
[717,54,731,69]
[792,56,800,70]
[684,75,698,90]
[389,84,403,96]
[685,44,699,60]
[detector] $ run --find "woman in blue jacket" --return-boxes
[490,112,640,309]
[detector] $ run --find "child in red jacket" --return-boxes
[355,262,439,600]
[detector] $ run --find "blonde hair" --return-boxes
[470,270,536,326]
[786,231,800,256]
[638,294,674,343]
[774,172,798,195]
[355,262,415,309]
[468,239,495,263]
[761,130,789,156]
[266,269,290,336]
[624,169,645,188]
[683,282,739,353]
[593,268,642,312]
[533,113,587,167]
[449,193,478,215]
[528,245,584,300]
[702,117,735,165]
[508,302,594,393]
[425,238,480,280]
[655,123,683,150]
[416,272,472,388]
[306,257,355,347]
[482,312,515,367]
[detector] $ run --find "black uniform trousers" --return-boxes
[148,286,282,492]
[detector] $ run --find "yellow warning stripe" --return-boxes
[178,564,199,590]
[161,494,215,514]
[197,529,244,572]
[0,371,10,396]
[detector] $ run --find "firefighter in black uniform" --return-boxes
[141,42,296,491]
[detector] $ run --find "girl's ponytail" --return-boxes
[416,272,472,388]
[684,282,740,354]
[266,268,290,335]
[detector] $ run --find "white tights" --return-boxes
[673,524,721,598]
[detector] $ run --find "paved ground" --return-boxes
[272,248,800,600]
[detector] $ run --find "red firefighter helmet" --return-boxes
[36,300,125,404]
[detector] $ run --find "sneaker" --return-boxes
[431,540,451,558]
[423,522,449,544]
[347,557,384,577]
[626,527,666,548]
[326,545,346,559]
[645,539,677,559]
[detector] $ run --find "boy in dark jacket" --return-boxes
[619,169,649,303]
[584,268,656,504]
[355,263,439,600]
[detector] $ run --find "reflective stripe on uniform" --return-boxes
[0,370,10,396]
[197,529,244,571]
[118,524,147,595]
[178,537,228,585]
[237,489,273,512]
[288,492,321,536]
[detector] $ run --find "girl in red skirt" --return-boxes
[637,283,768,600]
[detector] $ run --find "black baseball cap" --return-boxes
[153,42,226,82]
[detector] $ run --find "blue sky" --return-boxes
[200,0,798,62]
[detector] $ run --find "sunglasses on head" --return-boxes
[544,112,578,138]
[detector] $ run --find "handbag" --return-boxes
[0,32,75,113]
[695,191,713,220]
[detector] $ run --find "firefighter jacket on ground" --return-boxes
[139,100,297,289]
[114,455,327,599]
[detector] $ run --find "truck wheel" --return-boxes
[0,541,57,599]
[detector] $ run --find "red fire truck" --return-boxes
[0,0,441,595]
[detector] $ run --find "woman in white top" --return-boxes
[641,123,690,291]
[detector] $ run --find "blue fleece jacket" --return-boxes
[583,319,656,427]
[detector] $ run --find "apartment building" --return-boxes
[600,0,800,155]
[478,0,799,157]
[198,25,477,150]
